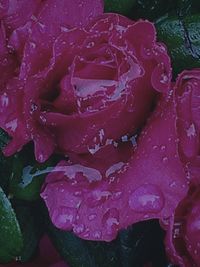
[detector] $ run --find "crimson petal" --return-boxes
[41,95,188,241]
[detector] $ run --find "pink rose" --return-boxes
[174,70,200,183]
[162,69,200,267]
[41,88,188,241]
[165,185,200,267]
[41,70,200,241]
[0,0,103,161]
[0,1,171,162]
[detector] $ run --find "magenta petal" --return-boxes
[0,22,17,88]
[3,0,41,33]
[41,96,188,241]
[165,186,200,267]
[19,0,103,79]
[0,0,8,19]
[175,69,200,163]
[0,78,29,155]
[37,0,103,31]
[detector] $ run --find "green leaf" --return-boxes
[119,220,167,267]
[0,128,12,193]
[0,187,23,263]
[14,206,43,263]
[46,217,121,267]
[104,0,136,15]
[0,128,10,150]
[132,0,174,20]
[10,154,60,201]
[156,14,200,77]
[131,0,200,21]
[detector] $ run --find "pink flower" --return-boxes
[0,1,171,162]
[163,69,200,267]
[165,185,200,267]
[41,87,188,241]
[0,0,103,161]
[41,70,200,242]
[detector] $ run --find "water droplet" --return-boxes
[38,154,44,162]
[111,191,122,200]
[53,206,77,230]
[160,74,168,84]
[86,41,95,48]
[87,190,111,207]
[88,214,97,221]
[1,93,9,107]
[102,208,119,236]
[5,119,18,132]
[73,224,85,234]
[40,115,47,123]
[30,103,38,114]
[2,58,8,66]
[121,135,128,142]
[30,42,36,49]
[129,184,164,213]
[93,230,102,239]
[186,123,196,137]
[61,26,69,32]
[169,181,176,187]
[141,46,152,58]
[162,157,168,164]
[161,145,166,151]
[88,143,101,154]
[173,227,180,239]
[106,162,125,178]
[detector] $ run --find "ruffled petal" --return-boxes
[41,96,188,241]
[165,186,200,267]
[0,78,30,155]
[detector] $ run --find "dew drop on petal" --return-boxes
[73,224,85,234]
[93,230,102,239]
[88,213,97,221]
[129,184,164,213]
[52,206,77,230]
[102,208,119,237]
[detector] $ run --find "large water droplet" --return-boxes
[93,230,102,239]
[73,224,85,234]
[52,206,77,230]
[102,208,119,236]
[129,184,164,213]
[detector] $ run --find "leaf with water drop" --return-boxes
[10,153,60,201]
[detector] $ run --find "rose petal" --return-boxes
[19,0,103,79]
[41,96,188,241]
[175,70,200,163]
[0,22,17,89]
[0,0,8,19]
[0,78,30,156]
[165,186,200,267]
[3,0,41,33]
